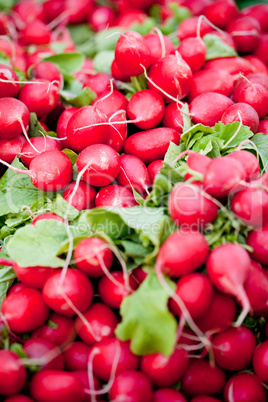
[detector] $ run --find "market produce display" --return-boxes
[0,0,268,401]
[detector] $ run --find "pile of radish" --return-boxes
[0,0,268,401]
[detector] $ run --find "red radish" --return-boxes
[19,20,51,46]
[19,79,60,118]
[74,237,113,278]
[231,188,268,227]
[116,9,147,28]
[63,181,96,211]
[114,31,151,77]
[148,53,192,102]
[185,152,211,183]
[212,326,256,371]
[76,144,120,187]
[0,135,26,163]
[72,371,101,402]
[65,0,94,24]
[204,0,238,29]
[189,93,234,126]
[4,396,34,402]
[91,338,139,381]
[244,261,268,312]
[124,127,180,164]
[0,64,20,98]
[259,119,268,133]
[177,17,212,40]
[42,269,93,317]
[21,137,62,168]
[13,263,54,289]
[31,213,64,225]
[148,160,164,183]
[32,313,76,348]
[253,340,268,383]
[156,230,209,278]
[247,225,268,265]
[144,33,175,64]
[30,370,85,402]
[56,107,78,149]
[23,338,64,370]
[109,370,153,402]
[188,69,235,102]
[195,292,236,333]
[153,388,187,402]
[206,243,251,326]
[170,273,214,319]
[162,102,183,133]
[241,4,268,32]
[255,34,268,65]
[26,49,56,70]
[63,341,90,371]
[0,350,27,396]
[181,359,226,398]
[111,59,130,82]
[116,154,151,194]
[221,103,259,134]
[191,397,221,402]
[223,373,266,402]
[0,98,30,140]
[98,271,138,309]
[88,6,116,31]
[95,185,138,208]
[31,61,62,85]
[92,90,128,118]
[180,0,213,15]
[168,183,218,229]
[244,56,268,75]
[127,90,165,129]
[227,150,259,180]
[132,266,148,284]
[83,72,112,97]
[211,31,237,49]
[40,0,65,22]
[141,348,188,387]
[203,157,246,198]
[204,57,252,76]
[1,286,49,332]
[66,106,109,152]
[235,74,268,95]
[75,303,118,345]
[106,109,127,153]
[227,16,261,54]
[13,0,43,24]
[178,37,206,73]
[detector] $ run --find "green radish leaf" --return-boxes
[0,266,16,307]
[43,52,85,75]
[203,34,238,60]
[51,194,79,221]
[182,103,192,133]
[62,149,78,165]
[160,3,191,36]
[29,113,57,138]
[61,78,97,107]
[214,121,253,152]
[241,132,268,172]
[68,24,94,47]
[180,124,215,148]
[116,272,177,356]
[93,50,114,74]
[129,17,156,36]
[163,141,186,166]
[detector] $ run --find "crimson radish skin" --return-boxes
[190,93,234,126]
[21,137,62,168]
[30,61,62,85]
[23,338,64,371]
[31,213,65,225]
[244,56,268,75]
[233,73,268,102]
[203,0,238,29]
[227,150,259,180]
[0,135,26,163]
[190,397,221,402]
[153,388,187,402]
[247,225,268,265]
[63,181,96,211]
[253,340,268,383]
[255,34,268,66]
[235,82,268,119]
[56,107,78,149]
[148,160,164,183]
[185,152,211,183]
[13,263,54,289]
[0,350,27,396]
[89,6,117,31]
[258,119,268,133]
[4,396,34,402]
[109,370,153,402]
[221,103,260,134]
[241,4,268,32]
[162,103,183,133]
[0,98,30,140]
[19,20,51,46]
[0,64,20,98]
[223,373,266,402]
[116,154,151,194]
[95,185,138,208]
[177,17,212,40]
[106,109,127,153]
[231,188,268,227]
[227,16,261,54]
[72,371,101,402]
[91,90,128,118]
[244,261,268,312]
[204,57,253,76]
[83,72,112,96]
[63,341,91,371]
[178,37,206,73]
[144,33,175,64]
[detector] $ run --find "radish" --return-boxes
[63,341,91,371]
[253,340,268,383]
[177,17,212,40]
[0,98,30,140]
[195,292,236,333]
[156,230,209,277]
[19,20,51,46]
[109,370,153,402]
[23,338,64,370]
[124,127,180,164]
[153,388,187,402]
[168,183,218,229]
[162,103,183,133]
[132,266,148,284]
[18,79,60,118]
[32,313,76,348]
[21,136,62,168]
[212,326,256,371]
[106,109,127,153]
[147,53,192,102]
[88,6,116,31]
[13,0,43,24]
[56,107,78,149]
[206,243,251,326]
[188,69,235,102]
[221,103,260,134]
[235,73,268,95]
[141,348,188,387]
[76,144,120,187]
[191,397,221,402]
[255,34,268,66]
[0,350,27,396]
[116,154,151,194]
[241,4,268,32]
[72,371,101,402]
[181,359,226,398]
[211,31,237,49]
[114,31,151,77]
[65,0,94,24]
[4,396,34,402]
[247,225,268,265]
[0,135,26,163]
[1,286,49,332]
[204,57,252,76]
[227,150,259,180]
[227,16,261,54]
[75,302,118,345]
[31,61,62,86]
[30,370,85,402]
[83,72,112,97]
[203,0,238,29]
[31,213,64,225]
[111,59,130,82]
[259,119,268,134]
[0,64,20,98]
[13,263,54,289]
[91,338,139,381]
[144,32,175,64]
[231,188,268,227]
[63,181,96,211]
[203,157,246,198]
[98,271,138,309]
[184,152,211,183]
[244,56,268,75]
[234,81,268,119]
[223,373,266,402]
[244,261,268,312]
[127,90,165,130]
[95,185,138,208]
[148,160,164,183]
[116,10,147,28]
[189,93,234,126]
[178,37,206,73]
[42,269,93,317]
[66,106,109,152]
[92,90,128,118]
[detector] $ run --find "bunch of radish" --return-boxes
[0,0,267,401]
